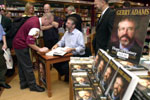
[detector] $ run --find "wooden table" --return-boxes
[36,52,72,97]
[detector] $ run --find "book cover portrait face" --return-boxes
[75,90,96,100]
[107,68,132,100]
[108,8,150,64]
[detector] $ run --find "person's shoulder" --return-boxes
[71,13,81,18]
[28,16,39,22]
[106,8,115,16]
[74,29,83,34]
[2,15,11,21]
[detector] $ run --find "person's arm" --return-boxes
[27,28,49,53]
[65,48,75,53]
[28,44,48,53]
[41,21,59,30]
[52,44,59,50]
[2,35,7,50]
[41,24,53,30]
[74,33,85,54]
[52,21,59,28]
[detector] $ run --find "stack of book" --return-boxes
[70,49,139,100]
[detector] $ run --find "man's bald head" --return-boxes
[44,4,51,13]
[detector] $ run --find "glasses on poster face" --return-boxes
[118,27,135,32]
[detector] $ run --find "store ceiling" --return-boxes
[0,0,149,5]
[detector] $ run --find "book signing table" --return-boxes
[36,51,72,97]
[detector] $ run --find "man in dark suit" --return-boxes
[92,0,115,54]
[0,9,14,77]
[0,9,12,48]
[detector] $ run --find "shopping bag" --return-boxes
[3,48,13,69]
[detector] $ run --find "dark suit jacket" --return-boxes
[43,16,59,49]
[1,15,12,48]
[109,40,142,64]
[92,8,115,54]
[1,15,12,34]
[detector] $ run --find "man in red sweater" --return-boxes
[13,13,53,92]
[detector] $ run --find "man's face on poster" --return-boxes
[74,65,81,70]
[113,77,124,97]
[76,77,85,84]
[118,19,136,48]
[98,60,104,72]
[103,67,112,82]
[78,91,91,100]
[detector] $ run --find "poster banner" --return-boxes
[108,7,150,64]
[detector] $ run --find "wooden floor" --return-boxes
[0,67,69,100]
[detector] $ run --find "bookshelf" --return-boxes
[4,1,94,27]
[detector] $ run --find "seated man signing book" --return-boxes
[52,17,85,82]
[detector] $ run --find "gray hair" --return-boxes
[43,12,53,19]
[67,6,76,12]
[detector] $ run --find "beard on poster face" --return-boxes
[113,88,119,96]
[119,34,134,47]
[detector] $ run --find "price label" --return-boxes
[117,52,129,59]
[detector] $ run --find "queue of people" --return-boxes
[0,0,134,94]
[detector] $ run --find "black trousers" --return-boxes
[53,61,69,76]
[15,48,36,87]
[0,43,7,84]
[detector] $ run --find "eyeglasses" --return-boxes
[118,27,135,32]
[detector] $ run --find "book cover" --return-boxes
[108,7,150,64]
[94,50,112,81]
[135,76,150,100]
[39,61,46,87]
[116,59,148,71]
[71,64,94,73]
[72,75,91,87]
[106,66,139,100]
[93,86,104,99]
[100,59,119,92]
[92,49,104,73]
[74,88,96,100]
[70,57,94,64]
[88,73,99,86]
[46,47,68,56]
[71,64,87,72]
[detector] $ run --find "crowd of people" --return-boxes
[0,0,133,96]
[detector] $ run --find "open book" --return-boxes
[46,47,69,56]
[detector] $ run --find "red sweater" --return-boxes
[13,16,40,49]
